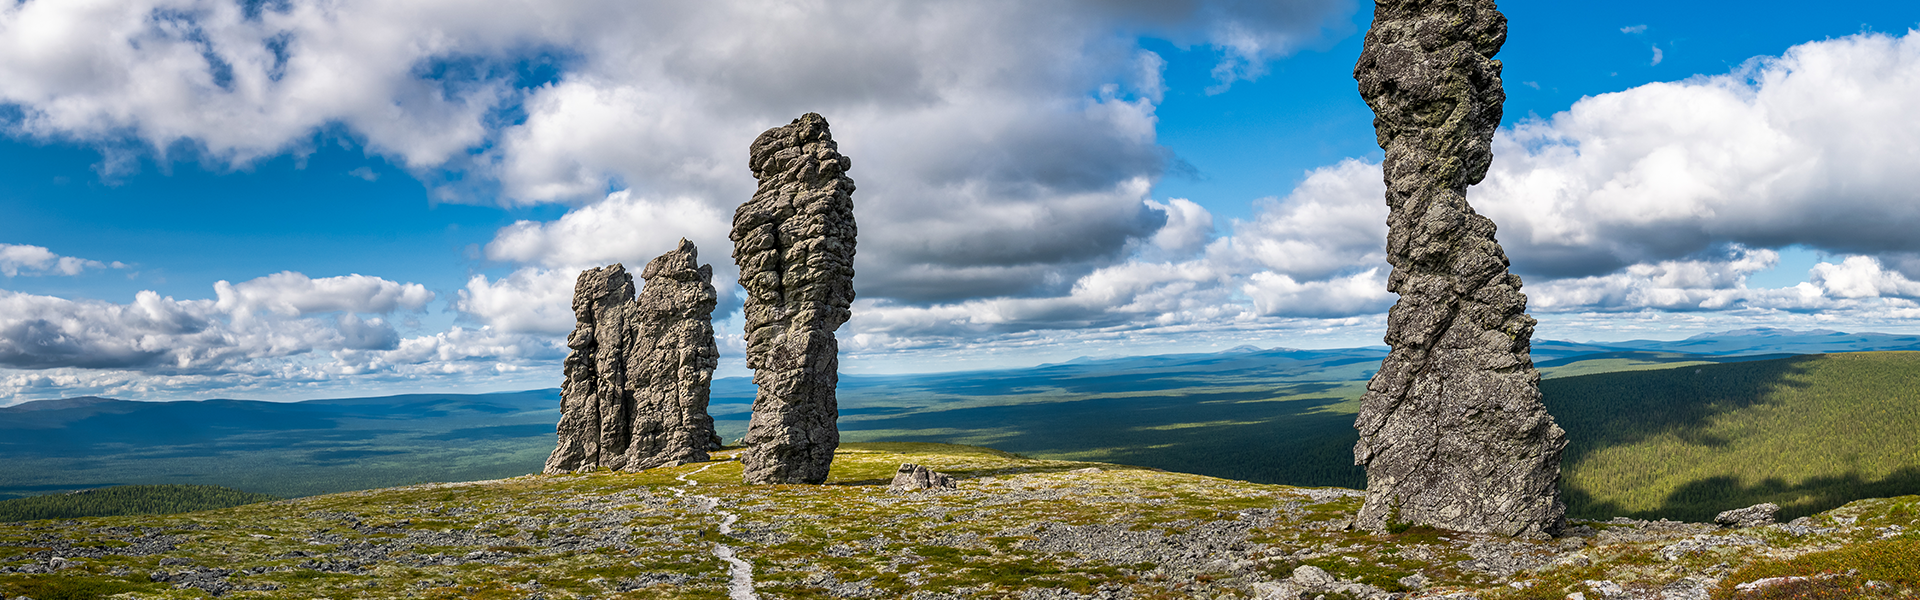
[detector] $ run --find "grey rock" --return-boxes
[733,113,858,484]
[1398,573,1429,589]
[1581,580,1629,600]
[889,464,957,492]
[1292,564,1336,588]
[1349,0,1567,538]
[622,239,725,469]
[1714,503,1780,528]
[544,241,722,474]
[1248,581,1302,600]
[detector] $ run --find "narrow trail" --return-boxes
[671,461,759,600]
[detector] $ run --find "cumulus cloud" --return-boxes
[838,157,1392,344]
[0,268,571,402]
[213,271,433,321]
[1472,30,1920,279]
[0,271,448,374]
[1810,256,1920,299]
[0,244,125,276]
[456,268,577,336]
[1,0,1355,306]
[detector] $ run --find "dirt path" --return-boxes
[671,461,758,600]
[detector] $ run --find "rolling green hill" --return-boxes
[1545,351,1920,522]
[0,485,279,522]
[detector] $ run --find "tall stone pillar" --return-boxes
[732,113,858,484]
[1350,0,1567,537]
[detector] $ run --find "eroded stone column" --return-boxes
[733,113,857,484]
[1350,0,1567,537]
[622,239,725,470]
[545,241,723,474]
[546,265,637,474]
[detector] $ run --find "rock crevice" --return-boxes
[1349,0,1567,537]
[545,239,723,474]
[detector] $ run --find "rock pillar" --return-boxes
[544,240,723,474]
[1350,0,1567,537]
[733,113,858,484]
[623,239,725,469]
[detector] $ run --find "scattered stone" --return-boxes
[1715,503,1780,528]
[545,242,723,474]
[733,112,858,485]
[1349,0,1567,538]
[890,464,957,492]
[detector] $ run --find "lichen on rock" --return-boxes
[1349,0,1567,537]
[544,240,723,474]
[733,112,858,485]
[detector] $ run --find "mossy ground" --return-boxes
[2,443,1916,599]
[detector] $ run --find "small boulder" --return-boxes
[1398,573,1429,589]
[1715,503,1781,528]
[888,464,956,492]
[1248,581,1302,599]
[1291,564,1336,588]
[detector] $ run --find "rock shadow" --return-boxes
[1567,465,1920,523]
[1543,356,1818,472]
[834,384,1366,489]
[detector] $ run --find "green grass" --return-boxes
[0,574,157,600]
[0,484,280,522]
[1546,352,1920,521]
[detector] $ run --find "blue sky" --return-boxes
[1,0,1917,403]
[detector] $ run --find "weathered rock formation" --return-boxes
[732,112,858,485]
[888,464,957,492]
[1349,0,1567,537]
[545,240,723,474]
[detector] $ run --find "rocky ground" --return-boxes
[1,442,1915,599]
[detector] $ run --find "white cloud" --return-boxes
[1474,29,1920,279]
[1223,158,1386,281]
[1144,198,1216,258]
[0,268,569,402]
[1810,255,1920,299]
[485,191,732,271]
[0,0,1355,307]
[456,268,577,336]
[1243,269,1391,318]
[0,271,452,373]
[0,243,124,276]
[212,271,433,321]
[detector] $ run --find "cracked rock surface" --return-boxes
[1350,0,1567,538]
[733,112,858,485]
[545,240,723,474]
